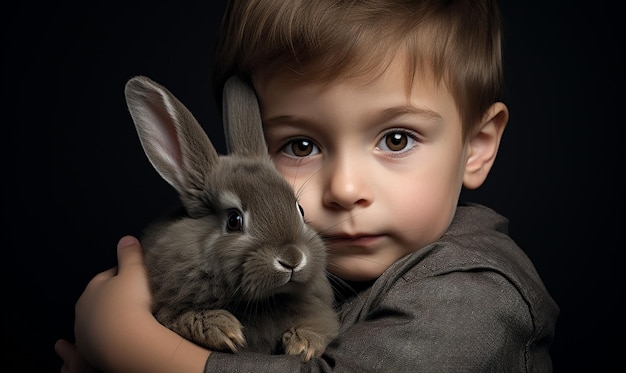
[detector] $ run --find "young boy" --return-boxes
[55,0,559,371]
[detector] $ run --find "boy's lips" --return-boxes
[323,233,385,248]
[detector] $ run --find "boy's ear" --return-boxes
[463,102,508,190]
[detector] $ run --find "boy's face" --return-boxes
[254,55,469,281]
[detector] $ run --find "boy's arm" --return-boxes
[69,236,210,373]
[325,271,533,371]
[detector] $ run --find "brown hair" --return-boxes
[212,0,504,138]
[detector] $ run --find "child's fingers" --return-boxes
[116,235,146,273]
[82,267,118,295]
[54,338,76,365]
[81,235,144,289]
[55,339,99,373]
[114,235,152,307]
[92,267,117,280]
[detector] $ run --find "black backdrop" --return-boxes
[2,1,624,371]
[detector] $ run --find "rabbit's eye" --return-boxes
[297,203,305,218]
[226,209,244,232]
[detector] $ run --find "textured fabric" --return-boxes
[205,203,559,372]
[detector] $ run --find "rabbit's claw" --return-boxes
[282,327,326,362]
[176,309,246,352]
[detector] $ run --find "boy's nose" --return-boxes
[322,155,373,210]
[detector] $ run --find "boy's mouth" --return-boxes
[323,233,385,248]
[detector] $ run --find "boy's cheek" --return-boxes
[294,195,320,224]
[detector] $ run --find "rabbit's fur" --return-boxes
[124,76,339,361]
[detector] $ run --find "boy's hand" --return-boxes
[72,235,154,371]
[57,236,211,372]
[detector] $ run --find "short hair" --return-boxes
[213,0,505,138]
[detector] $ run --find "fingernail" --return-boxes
[117,236,138,249]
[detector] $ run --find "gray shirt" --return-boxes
[205,203,559,372]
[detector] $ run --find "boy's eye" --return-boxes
[281,138,320,157]
[376,130,418,153]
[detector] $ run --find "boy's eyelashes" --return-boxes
[280,137,321,158]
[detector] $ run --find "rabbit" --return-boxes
[123,75,339,362]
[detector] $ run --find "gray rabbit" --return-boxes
[124,75,339,361]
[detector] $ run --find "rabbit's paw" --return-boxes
[282,327,327,362]
[181,309,246,352]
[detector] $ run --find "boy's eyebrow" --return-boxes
[375,105,442,123]
[263,115,312,128]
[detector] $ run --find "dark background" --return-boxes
[2,1,624,372]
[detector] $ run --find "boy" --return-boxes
[56,0,559,371]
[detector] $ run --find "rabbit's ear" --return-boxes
[124,76,218,195]
[222,76,268,158]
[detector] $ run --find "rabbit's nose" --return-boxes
[274,250,307,273]
[277,259,298,271]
